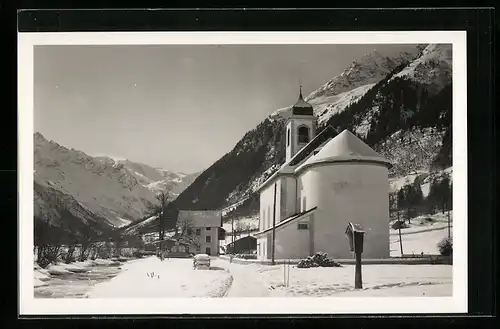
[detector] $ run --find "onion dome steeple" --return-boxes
[291,85,314,116]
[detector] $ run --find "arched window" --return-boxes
[298,126,310,144]
[287,128,290,146]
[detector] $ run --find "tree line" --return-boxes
[34,218,143,268]
[391,175,452,223]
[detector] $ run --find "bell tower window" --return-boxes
[287,128,290,146]
[298,126,310,144]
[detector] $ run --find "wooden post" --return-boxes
[231,217,234,245]
[355,251,362,289]
[283,262,286,286]
[287,259,290,287]
[271,182,277,265]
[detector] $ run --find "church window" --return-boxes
[298,126,310,143]
[297,222,309,230]
[287,128,290,146]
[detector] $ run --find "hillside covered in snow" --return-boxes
[34,132,199,240]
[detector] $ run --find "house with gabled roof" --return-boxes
[177,210,224,256]
[254,87,392,261]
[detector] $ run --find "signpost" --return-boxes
[397,211,404,256]
[345,223,365,289]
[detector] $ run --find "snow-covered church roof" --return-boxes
[296,129,392,172]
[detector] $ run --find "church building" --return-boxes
[254,87,392,260]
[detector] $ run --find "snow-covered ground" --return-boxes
[215,260,451,297]
[389,212,453,256]
[390,227,452,257]
[36,254,452,298]
[86,257,233,298]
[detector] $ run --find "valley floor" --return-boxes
[35,256,451,299]
[35,212,453,299]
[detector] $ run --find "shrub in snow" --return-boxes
[297,257,320,268]
[235,254,257,260]
[437,237,453,256]
[133,250,145,258]
[422,217,435,223]
[297,252,342,268]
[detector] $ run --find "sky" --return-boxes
[34,44,418,174]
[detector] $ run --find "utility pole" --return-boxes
[231,217,234,245]
[398,211,404,256]
[272,182,277,265]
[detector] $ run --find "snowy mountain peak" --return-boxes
[390,44,452,94]
[34,136,201,230]
[34,132,47,142]
[305,48,418,101]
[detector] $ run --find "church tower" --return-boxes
[285,86,317,161]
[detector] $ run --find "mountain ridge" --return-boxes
[134,43,452,234]
[34,133,201,241]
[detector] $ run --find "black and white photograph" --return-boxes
[18,31,467,315]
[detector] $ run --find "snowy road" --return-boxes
[211,259,271,297]
[86,257,233,298]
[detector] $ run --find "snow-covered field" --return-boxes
[86,257,233,298]
[36,254,452,298]
[390,227,452,257]
[215,260,452,297]
[389,212,453,256]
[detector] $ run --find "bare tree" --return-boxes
[77,225,94,262]
[112,231,124,258]
[34,219,63,268]
[146,187,173,257]
[175,214,199,249]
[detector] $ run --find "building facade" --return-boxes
[255,88,392,261]
[177,210,223,256]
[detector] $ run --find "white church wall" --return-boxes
[259,179,282,231]
[257,236,266,260]
[299,162,390,259]
[280,176,297,221]
[274,216,311,259]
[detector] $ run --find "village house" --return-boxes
[254,87,392,261]
[225,235,257,255]
[177,210,224,256]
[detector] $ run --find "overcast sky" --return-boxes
[34,44,417,174]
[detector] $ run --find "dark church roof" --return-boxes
[291,86,314,116]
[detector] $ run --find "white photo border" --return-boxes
[18,31,467,315]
